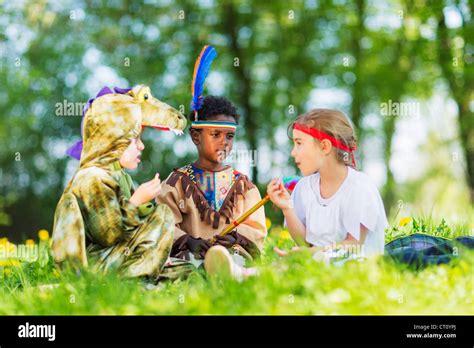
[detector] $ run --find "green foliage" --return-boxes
[386,215,472,243]
[0,218,472,315]
[0,2,472,249]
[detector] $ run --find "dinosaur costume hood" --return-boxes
[52,85,187,268]
[69,85,186,169]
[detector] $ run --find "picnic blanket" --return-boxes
[385,233,474,268]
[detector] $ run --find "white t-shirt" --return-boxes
[290,167,388,256]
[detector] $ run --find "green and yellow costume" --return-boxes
[51,85,193,280]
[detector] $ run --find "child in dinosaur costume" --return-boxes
[51,85,193,281]
[157,46,267,270]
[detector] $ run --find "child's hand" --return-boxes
[130,173,162,207]
[172,235,211,260]
[213,234,237,248]
[267,178,292,210]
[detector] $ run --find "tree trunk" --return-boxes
[222,2,259,183]
[381,0,413,216]
[437,7,474,204]
[350,0,365,143]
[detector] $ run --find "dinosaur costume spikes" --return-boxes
[66,86,114,160]
[52,85,193,280]
[66,85,186,160]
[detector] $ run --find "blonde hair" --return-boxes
[288,108,358,168]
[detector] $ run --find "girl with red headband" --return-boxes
[267,109,388,259]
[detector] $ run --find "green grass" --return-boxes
[0,217,472,315]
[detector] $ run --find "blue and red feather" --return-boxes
[191,45,217,113]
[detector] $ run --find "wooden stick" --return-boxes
[219,194,270,237]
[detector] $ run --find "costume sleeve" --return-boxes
[156,175,187,241]
[79,173,141,247]
[235,186,267,252]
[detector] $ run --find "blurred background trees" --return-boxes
[0,0,472,242]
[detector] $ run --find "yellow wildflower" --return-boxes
[38,229,49,241]
[399,217,411,227]
[0,259,21,267]
[26,239,35,246]
[265,217,272,230]
[280,229,291,240]
[6,241,16,253]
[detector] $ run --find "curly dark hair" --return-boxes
[188,95,240,124]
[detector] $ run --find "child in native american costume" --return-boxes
[157,46,267,273]
[51,85,194,281]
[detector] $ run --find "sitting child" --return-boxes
[51,85,193,281]
[157,96,267,271]
[267,108,388,260]
[157,46,266,278]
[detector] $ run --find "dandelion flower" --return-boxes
[0,259,20,267]
[6,241,16,253]
[265,217,272,230]
[280,229,291,240]
[399,217,411,227]
[38,229,49,241]
[26,239,35,246]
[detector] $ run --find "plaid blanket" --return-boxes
[385,233,474,268]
